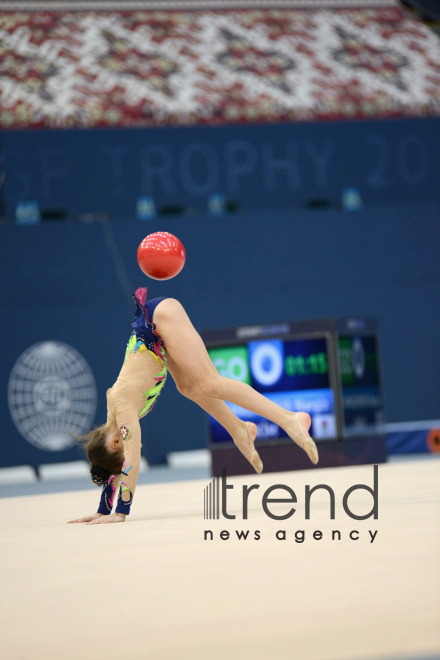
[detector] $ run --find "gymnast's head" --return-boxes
[77,423,125,486]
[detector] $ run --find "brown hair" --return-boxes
[76,424,124,485]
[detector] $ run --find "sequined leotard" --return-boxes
[97,288,168,516]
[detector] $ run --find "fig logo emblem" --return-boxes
[8,341,97,451]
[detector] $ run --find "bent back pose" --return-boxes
[69,288,318,525]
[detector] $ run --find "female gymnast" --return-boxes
[68,288,318,525]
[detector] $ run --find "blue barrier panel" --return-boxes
[1,118,440,218]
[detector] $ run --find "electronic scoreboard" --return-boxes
[201,317,386,474]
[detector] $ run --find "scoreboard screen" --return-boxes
[338,335,384,436]
[207,336,337,444]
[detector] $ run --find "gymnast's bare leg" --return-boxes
[155,299,319,465]
[166,354,263,473]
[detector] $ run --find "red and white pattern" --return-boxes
[0,6,439,128]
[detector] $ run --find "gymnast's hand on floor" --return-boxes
[86,513,126,524]
[67,513,106,524]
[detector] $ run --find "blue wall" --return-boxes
[2,118,440,216]
[1,117,440,468]
[1,198,439,468]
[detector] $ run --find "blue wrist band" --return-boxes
[97,476,117,515]
[115,484,133,515]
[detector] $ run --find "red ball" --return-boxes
[137,232,186,280]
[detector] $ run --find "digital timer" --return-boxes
[285,353,328,377]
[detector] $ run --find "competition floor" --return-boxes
[1,457,439,660]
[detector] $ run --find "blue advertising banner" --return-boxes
[1,117,439,218]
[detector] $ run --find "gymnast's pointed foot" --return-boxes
[286,412,319,465]
[234,421,263,474]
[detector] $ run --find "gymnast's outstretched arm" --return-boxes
[87,406,142,525]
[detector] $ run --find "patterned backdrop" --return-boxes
[1,6,440,128]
